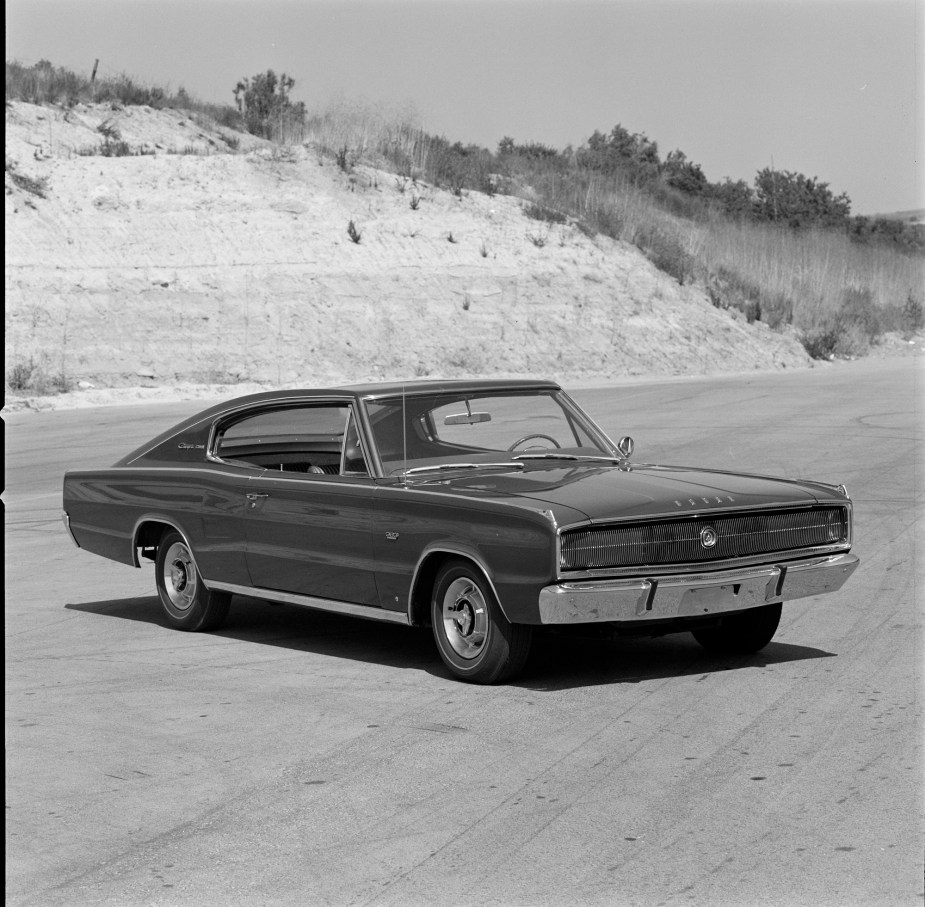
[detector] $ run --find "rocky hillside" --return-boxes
[5,100,811,400]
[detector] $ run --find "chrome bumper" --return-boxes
[61,511,81,549]
[538,553,859,625]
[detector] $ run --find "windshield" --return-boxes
[365,390,614,475]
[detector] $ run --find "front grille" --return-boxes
[560,506,848,571]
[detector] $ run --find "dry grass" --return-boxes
[700,219,924,354]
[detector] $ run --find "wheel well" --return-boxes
[133,520,176,564]
[410,552,501,628]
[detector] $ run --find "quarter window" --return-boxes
[215,404,360,475]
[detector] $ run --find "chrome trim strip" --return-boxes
[539,553,859,624]
[559,542,853,582]
[204,395,357,463]
[555,390,621,456]
[206,581,411,625]
[61,512,81,548]
[556,500,827,538]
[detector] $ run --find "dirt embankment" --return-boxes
[5,101,815,411]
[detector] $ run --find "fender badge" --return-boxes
[385,531,400,541]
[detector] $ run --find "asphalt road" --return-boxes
[5,357,923,907]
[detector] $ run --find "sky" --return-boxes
[6,0,922,216]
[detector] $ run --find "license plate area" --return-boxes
[679,582,743,615]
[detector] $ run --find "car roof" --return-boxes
[202,378,562,410]
[342,377,561,399]
[114,379,564,466]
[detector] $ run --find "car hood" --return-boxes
[418,463,825,522]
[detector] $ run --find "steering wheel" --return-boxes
[507,433,561,451]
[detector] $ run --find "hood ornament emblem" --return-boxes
[700,526,718,549]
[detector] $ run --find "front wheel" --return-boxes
[692,603,782,654]
[155,530,231,631]
[431,559,532,684]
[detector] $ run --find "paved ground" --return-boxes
[5,356,923,907]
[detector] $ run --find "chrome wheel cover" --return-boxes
[441,577,489,659]
[162,541,197,613]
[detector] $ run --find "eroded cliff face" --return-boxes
[5,100,810,395]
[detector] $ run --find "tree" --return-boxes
[233,69,304,140]
[753,168,851,227]
[664,149,707,195]
[576,124,661,184]
[707,178,754,219]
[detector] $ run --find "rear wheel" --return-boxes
[692,603,782,654]
[431,559,532,684]
[155,530,231,631]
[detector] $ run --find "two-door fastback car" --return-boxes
[63,379,859,683]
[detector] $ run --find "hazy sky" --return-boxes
[6,0,922,215]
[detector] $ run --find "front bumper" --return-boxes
[538,553,859,624]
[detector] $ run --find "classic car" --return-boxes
[62,379,859,683]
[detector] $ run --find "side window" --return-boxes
[341,410,370,476]
[215,404,350,474]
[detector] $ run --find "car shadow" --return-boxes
[516,630,836,692]
[65,596,836,689]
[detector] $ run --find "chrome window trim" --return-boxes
[554,390,621,456]
[206,397,377,477]
[340,408,372,477]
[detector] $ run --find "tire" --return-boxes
[692,603,782,654]
[155,530,231,631]
[431,559,532,684]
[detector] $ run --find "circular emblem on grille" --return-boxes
[700,526,718,549]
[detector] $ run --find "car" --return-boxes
[62,379,859,683]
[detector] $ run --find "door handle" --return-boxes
[246,493,269,510]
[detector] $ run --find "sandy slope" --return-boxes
[5,100,813,411]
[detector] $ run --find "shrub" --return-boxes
[902,291,924,332]
[801,328,840,360]
[347,220,362,244]
[9,167,49,198]
[760,292,794,329]
[7,358,34,390]
[524,202,568,224]
[335,144,352,172]
[5,357,69,394]
[99,138,133,157]
[636,226,695,285]
[707,267,761,321]
[233,69,305,140]
[838,287,880,341]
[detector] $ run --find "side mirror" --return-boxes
[617,436,634,458]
